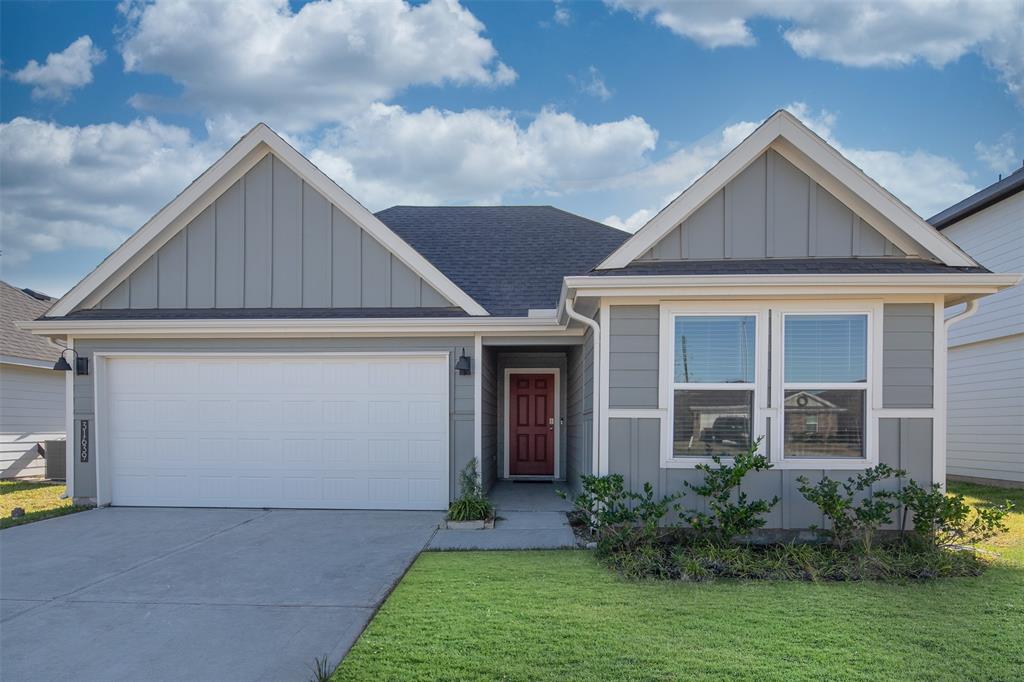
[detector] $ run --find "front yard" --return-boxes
[0,480,90,529]
[334,482,1024,681]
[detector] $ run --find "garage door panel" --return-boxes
[106,355,449,510]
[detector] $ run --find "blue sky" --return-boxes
[1,0,1022,297]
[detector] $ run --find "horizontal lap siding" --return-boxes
[883,303,934,408]
[0,365,64,479]
[94,154,451,311]
[70,338,475,502]
[608,306,659,408]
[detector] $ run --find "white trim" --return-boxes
[47,123,488,318]
[64,337,74,498]
[563,297,602,478]
[0,355,57,369]
[19,315,579,339]
[607,408,666,419]
[502,368,561,480]
[598,299,611,475]
[934,296,951,487]
[91,350,453,509]
[473,334,483,481]
[597,110,977,269]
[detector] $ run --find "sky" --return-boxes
[1,0,1022,298]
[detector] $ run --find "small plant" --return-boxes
[558,474,681,542]
[683,438,779,542]
[796,464,904,551]
[308,655,335,682]
[895,480,1013,548]
[447,460,494,522]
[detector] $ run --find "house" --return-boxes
[21,111,1019,526]
[1,281,66,479]
[929,167,1024,488]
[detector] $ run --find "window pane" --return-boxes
[783,390,865,458]
[784,315,867,383]
[673,389,754,457]
[674,316,756,383]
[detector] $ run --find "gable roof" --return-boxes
[597,110,978,270]
[376,206,629,316]
[1,281,62,364]
[929,166,1024,230]
[46,124,489,318]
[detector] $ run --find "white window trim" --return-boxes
[659,300,883,470]
[659,302,769,468]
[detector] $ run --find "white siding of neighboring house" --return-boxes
[943,190,1024,485]
[0,363,65,479]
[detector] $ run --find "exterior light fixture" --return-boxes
[455,348,472,376]
[53,348,88,375]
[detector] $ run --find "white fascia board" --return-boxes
[48,124,489,318]
[596,110,978,270]
[17,315,576,339]
[565,273,1022,302]
[0,355,56,369]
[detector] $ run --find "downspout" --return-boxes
[944,299,979,330]
[565,296,601,478]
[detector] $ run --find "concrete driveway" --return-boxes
[1,507,439,681]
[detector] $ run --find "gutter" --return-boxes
[944,299,980,330]
[564,296,601,478]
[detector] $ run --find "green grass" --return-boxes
[335,482,1024,681]
[0,480,90,529]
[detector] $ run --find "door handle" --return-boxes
[548,417,554,431]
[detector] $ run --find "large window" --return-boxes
[671,315,757,458]
[780,314,869,461]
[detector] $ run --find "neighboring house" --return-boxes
[929,167,1024,487]
[1,281,65,479]
[22,111,1019,529]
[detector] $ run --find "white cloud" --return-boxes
[0,117,213,265]
[572,66,613,101]
[607,0,1024,104]
[118,0,517,132]
[975,134,1018,175]
[309,104,658,207]
[553,1,571,26]
[10,35,105,101]
[603,103,976,230]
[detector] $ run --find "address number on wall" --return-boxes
[79,419,89,463]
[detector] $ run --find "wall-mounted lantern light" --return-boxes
[455,348,472,376]
[53,348,88,375]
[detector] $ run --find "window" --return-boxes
[671,315,757,458]
[780,314,869,460]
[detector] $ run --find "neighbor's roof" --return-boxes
[929,166,1024,230]
[1,281,62,363]
[376,205,630,316]
[590,258,991,277]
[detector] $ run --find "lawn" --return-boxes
[0,480,90,529]
[334,482,1023,682]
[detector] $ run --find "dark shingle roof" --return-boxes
[591,258,991,277]
[929,166,1024,229]
[376,206,629,316]
[1,281,62,363]
[57,307,468,321]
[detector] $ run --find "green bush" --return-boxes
[796,464,904,550]
[446,460,494,522]
[683,438,779,542]
[895,480,1013,548]
[558,474,681,542]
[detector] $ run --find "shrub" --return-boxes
[558,474,681,543]
[447,460,494,522]
[895,480,1013,548]
[682,438,779,542]
[796,464,904,551]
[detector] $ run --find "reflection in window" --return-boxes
[783,390,864,459]
[674,316,755,383]
[784,315,867,383]
[673,389,754,458]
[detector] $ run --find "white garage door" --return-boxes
[104,354,450,510]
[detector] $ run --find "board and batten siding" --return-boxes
[566,323,595,491]
[947,332,1024,485]
[95,154,451,311]
[637,151,904,261]
[605,302,937,528]
[69,338,475,503]
[480,345,498,491]
[0,364,65,479]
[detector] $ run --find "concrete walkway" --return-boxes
[1,507,439,682]
[429,481,577,550]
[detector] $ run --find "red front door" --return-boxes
[508,373,555,476]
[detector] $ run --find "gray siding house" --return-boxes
[22,112,1019,524]
[930,167,1024,487]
